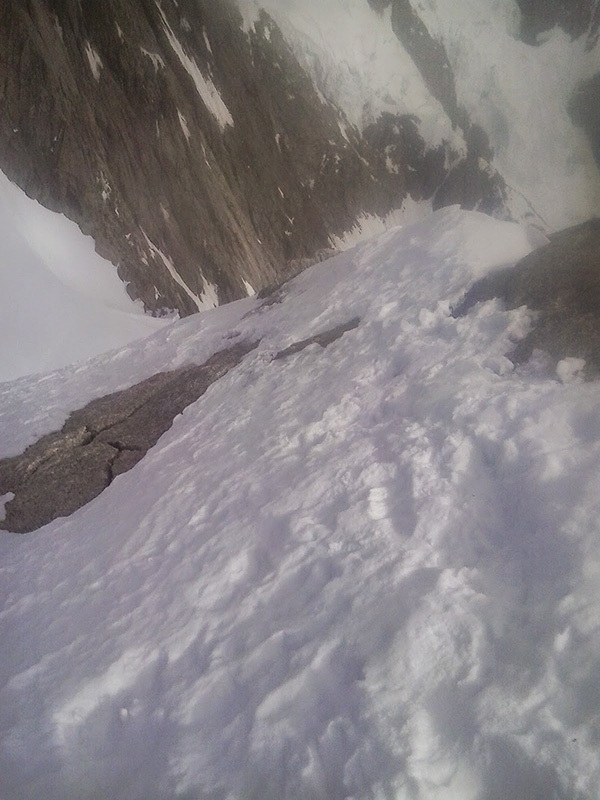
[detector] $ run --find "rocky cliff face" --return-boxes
[516,0,599,44]
[0,0,597,316]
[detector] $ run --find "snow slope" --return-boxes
[0,170,167,383]
[1,208,600,799]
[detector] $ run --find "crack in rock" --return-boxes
[0,341,258,534]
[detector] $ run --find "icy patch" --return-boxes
[243,278,256,296]
[177,109,191,140]
[140,47,165,71]
[84,42,103,81]
[158,4,234,130]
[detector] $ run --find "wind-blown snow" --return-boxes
[1,208,599,799]
[0,170,166,383]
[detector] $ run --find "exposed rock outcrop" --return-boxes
[0,340,258,532]
[273,317,360,360]
[365,2,512,219]
[0,314,364,533]
[389,0,458,125]
[453,218,600,378]
[0,0,399,314]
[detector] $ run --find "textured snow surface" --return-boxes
[1,208,599,799]
[0,171,166,383]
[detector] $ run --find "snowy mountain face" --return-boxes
[1,0,598,315]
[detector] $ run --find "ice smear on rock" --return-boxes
[0,209,600,799]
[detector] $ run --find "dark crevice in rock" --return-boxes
[452,218,600,378]
[0,340,258,533]
[273,318,360,360]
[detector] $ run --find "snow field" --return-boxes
[0,170,167,383]
[1,209,600,798]
[237,0,460,146]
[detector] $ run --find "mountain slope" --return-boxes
[0,168,166,383]
[3,0,598,317]
[2,209,600,799]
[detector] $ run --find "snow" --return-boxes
[177,108,191,140]
[84,42,103,81]
[405,0,600,229]
[238,0,459,148]
[236,0,600,230]
[2,208,600,799]
[0,170,166,383]
[329,198,432,251]
[142,232,218,313]
[140,47,165,71]
[202,28,213,55]
[157,3,234,130]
